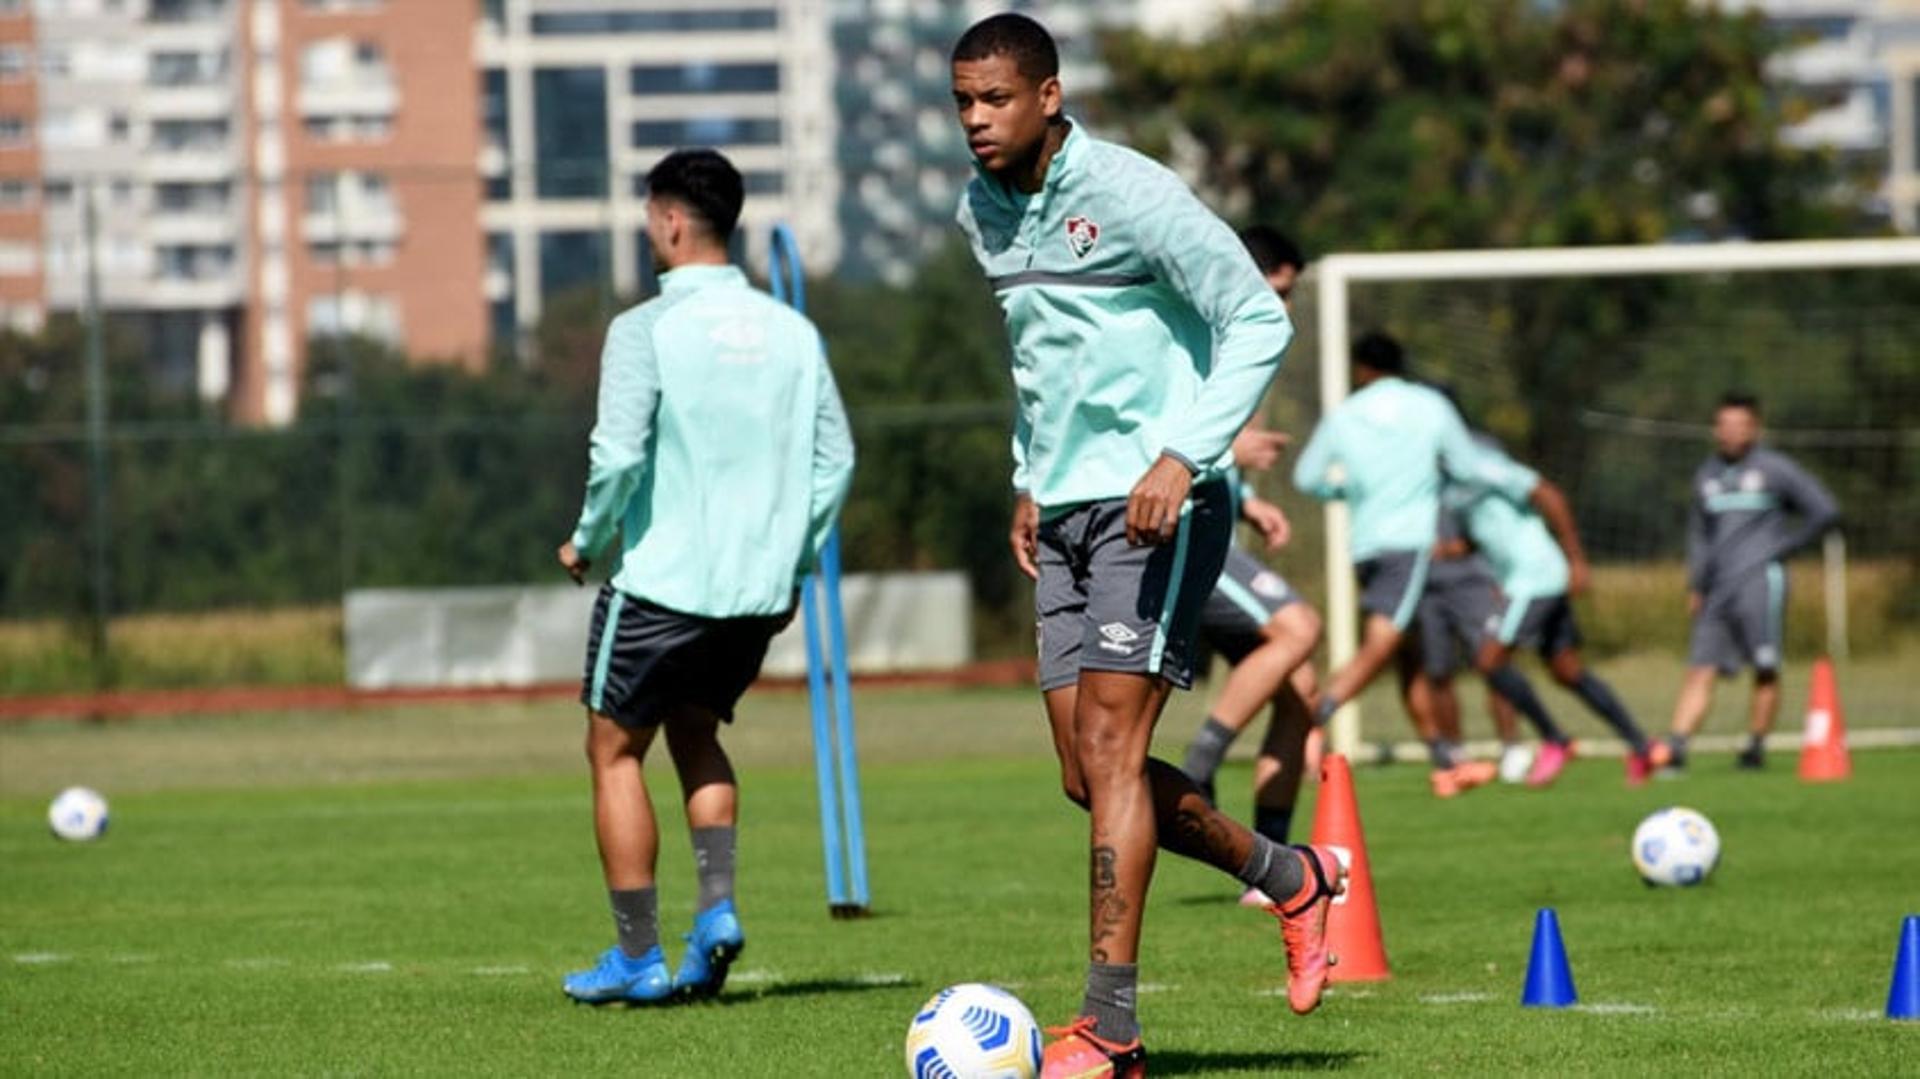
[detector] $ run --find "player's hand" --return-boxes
[1127,454,1194,546]
[1687,590,1702,616]
[1231,426,1291,473]
[1432,538,1471,561]
[557,541,589,585]
[1009,494,1040,581]
[1568,557,1591,597]
[1241,495,1291,550]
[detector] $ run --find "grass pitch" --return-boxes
[2,691,1916,1076]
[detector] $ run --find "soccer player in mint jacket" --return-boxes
[555,150,854,1005]
[1656,392,1837,772]
[950,16,1344,1076]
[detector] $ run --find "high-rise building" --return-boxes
[8,0,484,425]
[477,0,838,347]
[830,0,1270,285]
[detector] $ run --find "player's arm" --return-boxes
[1765,454,1841,561]
[561,312,659,582]
[1289,420,1343,501]
[1527,478,1590,595]
[1007,409,1040,580]
[1239,492,1291,550]
[1127,173,1293,543]
[796,329,856,586]
[1684,479,1711,607]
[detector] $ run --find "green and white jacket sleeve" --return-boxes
[799,330,856,581]
[570,311,658,560]
[1138,178,1293,473]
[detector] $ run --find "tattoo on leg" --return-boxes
[1090,845,1127,963]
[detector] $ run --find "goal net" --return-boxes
[1244,239,1920,758]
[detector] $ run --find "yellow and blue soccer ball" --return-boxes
[904,983,1043,1079]
[1631,806,1721,887]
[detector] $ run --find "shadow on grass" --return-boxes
[726,976,923,1003]
[1171,892,1244,907]
[1155,1048,1366,1074]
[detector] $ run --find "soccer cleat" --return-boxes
[1429,761,1497,799]
[1268,844,1348,1015]
[1039,1016,1145,1079]
[1525,741,1573,788]
[1734,745,1766,770]
[671,899,745,1000]
[1624,750,1656,787]
[562,945,672,1005]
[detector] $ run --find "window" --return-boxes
[0,178,33,208]
[487,231,515,343]
[533,9,775,35]
[150,49,228,86]
[304,170,393,219]
[539,230,608,299]
[631,117,780,148]
[299,37,391,89]
[0,115,30,148]
[630,62,779,96]
[154,181,230,213]
[149,0,231,22]
[482,69,510,201]
[43,178,73,205]
[154,244,234,281]
[308,290,400,344]
[301,114,392,142]
[0,45,27,81]
[109,112,130,143]
[150,118,227,151]
[308,238,394,266]
[534,68,607,198]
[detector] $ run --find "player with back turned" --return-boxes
[950,14,1345,1077]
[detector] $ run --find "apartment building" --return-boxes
[477,0,838,345]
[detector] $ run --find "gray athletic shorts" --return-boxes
[1690,565,1787,675]
[1035,479,1233,692]
[1485,591,1582,657]
[1356,549,1432,631]
[1416,571,1498,678]
[1197,547,1301,665]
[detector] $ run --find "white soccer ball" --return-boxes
[48,787,110,842]
[1631,806,1720,887]
[1499,743,1535,784]
[904,983,1043,1079]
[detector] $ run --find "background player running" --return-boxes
[951,16,1344,1077]
[1656,392,1839,772]
[555,150,855,1005]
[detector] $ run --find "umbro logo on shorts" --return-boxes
[1098,621,1140,655]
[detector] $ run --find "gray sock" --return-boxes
[1181,718,1238,785]
[1253,806,1293,845]
[1314,695,1340,725]
[691,826,736,913]
[609,887,658,958]
[1669,733,1690,765]
[1485,666,1570,745]
[1082,961,1139,1044]
[1426,738,1458,770]
[1235,834,1306,904]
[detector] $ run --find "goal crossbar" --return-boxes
[1309,238,1920,758]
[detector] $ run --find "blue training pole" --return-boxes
[770,223,868,917]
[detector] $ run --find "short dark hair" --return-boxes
[645,149,744,240]
[1718,390,1761,417]
[952,13,1059,83]
[1352,331,1405,375]
[1239,226,1305,275]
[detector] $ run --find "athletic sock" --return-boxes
[1571,673,1649,753]
[1234,834,1307,906]
[1666,733,1689,766]
[609,887,659,959]
[1426,738,1457,770]
[1082,962,1140,1044]
[1252,806,1294,846]
[1743,733,1766,758]
[1181,718,1238,785]
[1485,665,1570,745]
[1314,695,1340,726]
[691,826,736,913]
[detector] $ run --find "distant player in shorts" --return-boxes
[1402,502,1517,796]
[1656,392,1838,772]
[555,150,855,1005]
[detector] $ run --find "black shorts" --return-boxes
[580,584,784,729]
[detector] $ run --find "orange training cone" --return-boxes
[1309,753,1390,981]
[1797,656,1851,783]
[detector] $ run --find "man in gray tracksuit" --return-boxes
[1658,392,1839,772]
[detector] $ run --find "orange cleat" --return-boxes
[1268,844,1348,1015]
[1430,761,1497,799]
[1039,1017,1145,1079]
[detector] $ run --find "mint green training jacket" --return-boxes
[955,119,1294,513]
[1447,440,1570,600]
[1291,377,1482,561]
[568,265,855,618]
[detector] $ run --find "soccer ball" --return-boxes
[48,787,110,842]
[904,983,1043,1079]
[1631,806,1719,887]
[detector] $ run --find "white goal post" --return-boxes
[1311,237,1920,759]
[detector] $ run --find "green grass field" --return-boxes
[3,690,1917,1076]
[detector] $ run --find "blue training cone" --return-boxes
[1521,908,1578,1008]
[1889,915,1920,1021]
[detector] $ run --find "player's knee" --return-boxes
[1059,771,1090,809]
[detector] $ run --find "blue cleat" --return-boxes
[672,900,745,999]
[562,945,673,1005]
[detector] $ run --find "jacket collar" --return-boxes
[659,263,747,293]
[970,116,1085,207]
